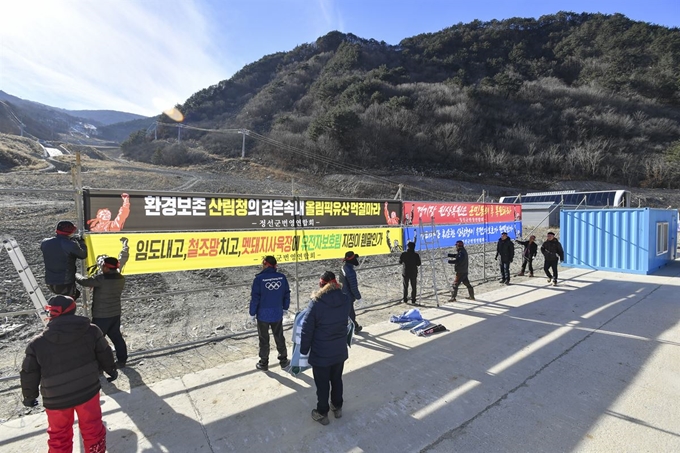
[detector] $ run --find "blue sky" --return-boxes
[1,0,677,117]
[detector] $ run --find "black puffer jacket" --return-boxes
[448,247,469,273]
[40,235,87,285]
[300,286,351,367]
[76,272,125,319]
[20,315,115,409]
[496,238,515,263]
[541,239,565,262]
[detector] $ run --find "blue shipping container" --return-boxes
[560,208,678,274]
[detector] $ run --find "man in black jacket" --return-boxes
[495,232,515,285]
[20,295,117,453]
[40,220,87,300]
[399,241,421,305]
[301,271,351,426]
[448,240,475,302]
[541,232,565,286]
[516,235,538,277]
[76,257,128,368]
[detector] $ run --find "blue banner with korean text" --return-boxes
[402,222,523,250]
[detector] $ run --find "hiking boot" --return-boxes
[504,281,511,286]
[517,272,525,276]
[115,361,126,369]
[279,359,290,368]
[449,297,457,302]
[354,325,362,333]
[330,402,342,419]
[468,296,476,301]
[311,409,330,425]
[551,280,557,286]
[529,273,534,277]
[547,278,552,283]
[256,361,268,371]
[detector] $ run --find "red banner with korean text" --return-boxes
[401,202,521,225]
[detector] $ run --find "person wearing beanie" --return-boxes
[495,232,515,285]
[541,232,565,286]
[40,220,87,300]
[76,256,128,368]
[249,255,291,371]
[20,295,117,453]
[301,271,351,425]
[338,251,363,332]
[399,241,421,305]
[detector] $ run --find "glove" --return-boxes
[495,255,499,261]
[23,397,38,407]
[354,299,363,307]
[106,369,118,383]
[282,310,289,317]
[249,315,257,323]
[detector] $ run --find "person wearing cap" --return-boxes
[515,235,538,277]
[249,256,291,371]
[76,257,128,368]
[541,232,564,286]
[495,232,515,285]
[448,240,475,302]
[40,220,88,299]
[300,271,351,425]
[339,251,363,332]
[399,241,421,304]
[20,295,117,453]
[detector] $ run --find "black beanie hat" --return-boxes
[56,221,77,235]
[103,257,119,269]
[320,271,336,283]
[45,295,76,318]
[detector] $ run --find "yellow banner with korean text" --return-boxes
[85,227,402,275]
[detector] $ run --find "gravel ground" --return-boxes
[1,154,679,423]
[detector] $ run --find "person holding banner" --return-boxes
[249,256,291,371]
[300,271,351,426]
[76,257,128,368]
[339,251,363,332]
[40,221,88,300]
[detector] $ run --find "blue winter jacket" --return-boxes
[249,267,291,323]
[300,287,350,367]
[40,235,88,285]
[339,262,361,302]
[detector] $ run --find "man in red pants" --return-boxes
[20,295,118,453]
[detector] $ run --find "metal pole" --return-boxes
[177,125,181,143]
[241,129,246,158]
[71,152,90,317]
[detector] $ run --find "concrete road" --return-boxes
[1,263,679,453]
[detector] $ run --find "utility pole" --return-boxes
[177,125,181,143]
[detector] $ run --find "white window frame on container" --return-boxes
[656,222,669,255]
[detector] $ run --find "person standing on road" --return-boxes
[541,232,564,286]
[339,251,363,332]
[516,235,538,277]
[399,241,421,305]
[249,256,291,371]
[495,232,515,285]
[448,240,475,302]
[40,220,88,300]
[20,295,117,453]
[76,257,128,368]
[301,271,351,426]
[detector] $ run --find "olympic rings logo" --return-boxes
[265,281,282,290]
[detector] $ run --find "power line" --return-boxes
[156,122,456,200]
